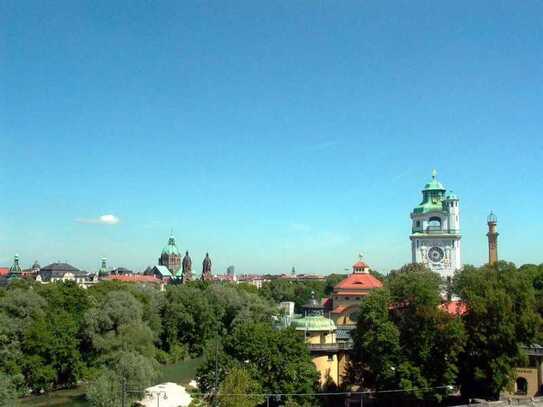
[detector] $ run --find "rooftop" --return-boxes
[334,273,383,291]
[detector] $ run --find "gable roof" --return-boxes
[152,265,173,277]
[334,273,383,291]
[41,262,82,273]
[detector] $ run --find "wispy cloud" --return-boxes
[76,214,120,225]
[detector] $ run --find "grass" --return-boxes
[19,357,204,406]
[19,386,89,407]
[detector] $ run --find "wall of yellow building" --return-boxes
[507,368,541,397]
[301,331,336,345]
[313,354,339,386]
[337,351,349,386]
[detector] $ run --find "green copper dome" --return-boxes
[290,315,336,332]
[162,235,181,256]
[446,191,458,200]
[9,254,22,275]
[413,170,447,214]
[423,169,445,191]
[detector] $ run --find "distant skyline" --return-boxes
[1,1,543,274]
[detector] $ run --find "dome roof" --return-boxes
[487,211,497,224]
[162,235,181,256]
[446,191,458,200]
[290,315,336,332]
[423,170,446,191]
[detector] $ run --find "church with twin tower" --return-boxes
[410,170,462,278]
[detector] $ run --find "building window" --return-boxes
[345,297,350,300]
[327,355,334,362]
[416,220,421,227]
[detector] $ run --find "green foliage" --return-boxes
[161,286,220,356]
[197,322,319,404]
[454,262,541,400]
[86,369,122,407]
[217,366,263,407]
[348,288,400,390]
[0,372,17,407]
[349,266,465,402]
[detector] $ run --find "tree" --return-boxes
[454,262,541,400]
[349,268,465,402]
[161,286,219,355]
[348,288,400,390]
[82,290,155,361]
[197,322,319,405]
[0,373,17,407]
[217,366,263,407]
[86,369,122,407]
[86,351,158,407]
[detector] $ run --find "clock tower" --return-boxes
[410,170,462,278]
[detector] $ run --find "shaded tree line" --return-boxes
[348,261,543,403]
[0,279,278,406]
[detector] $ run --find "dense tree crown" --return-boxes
[349,262,542,402]
[1,261,542,405]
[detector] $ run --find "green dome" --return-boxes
[162,235,181,256]
[413,170,447,214]
[423,170,445,191]
[290,315,336,332]
[446,191,458,200]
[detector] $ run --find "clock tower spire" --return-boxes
[409,171,462,278]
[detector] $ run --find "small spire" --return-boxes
[358,253,364,261]
[432,169,437,179]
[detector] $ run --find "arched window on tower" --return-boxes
[427,217,442,232]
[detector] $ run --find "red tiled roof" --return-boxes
[104,275,161,283]
[334,289,369,297]
[331,305,348,314]
[440,300,468,316]
[390,300,468,317]
[335,273,383,291]
[0,267,9,277]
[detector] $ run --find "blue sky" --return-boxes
[1,1,542,274]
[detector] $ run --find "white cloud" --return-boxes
[76,214,120,225]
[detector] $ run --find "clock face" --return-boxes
[428,246,444,263]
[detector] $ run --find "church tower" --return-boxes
[487,211,498,265]
[158,234,181,274]
[410,170,462,278]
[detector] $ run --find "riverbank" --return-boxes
[19,358,204,406]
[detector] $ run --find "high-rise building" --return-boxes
[410,170,462,278]
[487,211,499,265]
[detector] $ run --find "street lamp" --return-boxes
[146,390,168,407]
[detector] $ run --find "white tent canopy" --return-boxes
[138,382,192,407]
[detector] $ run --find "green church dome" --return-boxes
[423,170,446,191]
[413,170,448,214]
[290,315,336,332]
[162,235,181,256]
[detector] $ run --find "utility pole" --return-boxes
[121,377,126,407]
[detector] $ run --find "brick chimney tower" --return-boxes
[487,211,498,265]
